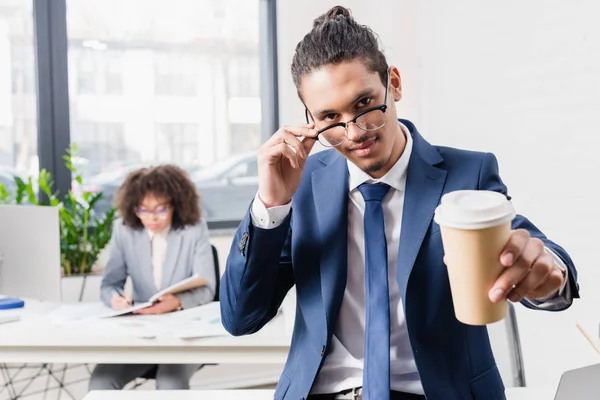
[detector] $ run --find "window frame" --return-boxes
[32,0,279,230]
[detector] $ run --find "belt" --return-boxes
[309,387,426,400]
[309,387,363,400]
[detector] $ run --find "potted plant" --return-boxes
[0,144,117,301]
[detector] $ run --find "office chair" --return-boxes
[487,302,526,387]
[131,244,221,389]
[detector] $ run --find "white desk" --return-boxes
[0,301,291,364]
[505,387,556,399]
[84,391,274,400]
[83,388,556,400]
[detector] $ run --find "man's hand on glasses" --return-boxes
[257,124,318,208]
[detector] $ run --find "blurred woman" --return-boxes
[89,164,216,390]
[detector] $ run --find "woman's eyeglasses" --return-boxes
[135,205,171,220]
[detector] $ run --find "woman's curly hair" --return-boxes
[114,164,201,230]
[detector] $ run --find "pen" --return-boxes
[115,288,133,305]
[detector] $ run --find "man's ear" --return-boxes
[389,66,402,102]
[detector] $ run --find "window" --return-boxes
[71,121,128,179]
[66,0,263,223]
[11,45,36,95]
[72,48,123,95]
[0,0,38,183]
[225,158,258,179]
[228,55,260,97]
[154,53,198,97]
[155,123,199,164]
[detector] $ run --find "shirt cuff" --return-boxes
[531,247,569,301]
[250,193,292,229]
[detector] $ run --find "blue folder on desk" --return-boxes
[0,297,25,310]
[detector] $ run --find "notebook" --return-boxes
[102,275,207,318]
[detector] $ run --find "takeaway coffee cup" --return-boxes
[434,190,516,325]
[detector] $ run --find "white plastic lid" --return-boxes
[434,190,515,230]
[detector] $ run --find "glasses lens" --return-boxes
[318,126,347,147]
[136,208,168,220]
[356,109,387,131]
[136,210,150,219]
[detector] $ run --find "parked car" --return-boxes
[81,154,257,223]
[81,164,144,216]
[192,152,258,222]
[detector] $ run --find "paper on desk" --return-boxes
[94,302,226,339]
[48,302,113,325]
[46,301,229,338]
[171,302,228,339]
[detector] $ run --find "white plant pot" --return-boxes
[60,274,102,302]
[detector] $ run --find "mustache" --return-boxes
[347,134,378,149]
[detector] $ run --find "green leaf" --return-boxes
[0,184,10,204]
[14,176,27,204]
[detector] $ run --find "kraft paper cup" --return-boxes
[434,190,516,325]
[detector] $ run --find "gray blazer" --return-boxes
[100,218,216,310]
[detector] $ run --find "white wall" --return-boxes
[277,0,422,129]
[277,0,600,389]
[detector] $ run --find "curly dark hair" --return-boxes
[291,6,388,94]
[114,164,201,230]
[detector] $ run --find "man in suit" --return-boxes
[220,6,579,400]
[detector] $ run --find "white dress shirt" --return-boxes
[148,227,170,290]
[250,123,568,395]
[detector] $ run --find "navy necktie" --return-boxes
[358,182,391,400]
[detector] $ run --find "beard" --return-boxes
[361,158,388,175]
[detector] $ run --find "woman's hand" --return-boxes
[135,294,182,315]
[110,293,132,310]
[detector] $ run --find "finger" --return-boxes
[301,136,318,159]
[491,237,545,302]
[280,124,317,139]
[489,263,531,303]
[125,295,133,305]
[265,124,315,148]
[277,130,308,159]
[115,298,127,307]
[500,229,530,266]
[152,303,169,314]
[507,253,553,302]
[136,306,157,315]
[526,269,564,299]
[268,143,301,169]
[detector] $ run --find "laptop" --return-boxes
[554,363,600,399]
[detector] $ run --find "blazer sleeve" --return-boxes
[220,203,295,336]
[478,152,580,310]
[100,222,128,307]
[176,218,217,309]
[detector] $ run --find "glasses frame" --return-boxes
[135,203,172,220]
[304,70,390,147]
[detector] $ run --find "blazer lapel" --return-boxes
[312,152,349,339]
[397,121,447,302]
[162,229,183,288]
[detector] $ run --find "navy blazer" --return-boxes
[220,120,579,400]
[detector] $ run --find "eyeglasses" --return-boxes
[135,205,171,220]
[305,70,390,148]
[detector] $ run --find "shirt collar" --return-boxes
[347,121,413,193]
[147,225,171,240]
